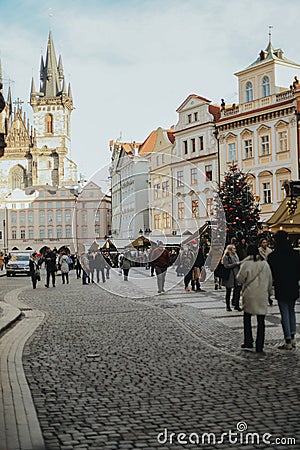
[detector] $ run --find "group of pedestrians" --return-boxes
[80,250,112,284]
[29,247,79,289]
[217,232,299,353]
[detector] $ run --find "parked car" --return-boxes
[6,251,32,277]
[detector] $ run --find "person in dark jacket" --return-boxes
[94,250,106,283]
[44,247,56,288]
[222,244,242,311]
[151,241,170,293]
[268,231,300,350]
[191,243,205,291]
[29,252,41,289]
[235,238,248,262]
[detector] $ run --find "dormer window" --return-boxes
[262,76,270,97]
[246,81,253,102]
[187,114,192,123]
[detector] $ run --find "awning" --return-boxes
[267,197,300,233]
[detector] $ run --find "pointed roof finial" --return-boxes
[68,82,72,100]
[269,25,273,44]
[30,77,36,95]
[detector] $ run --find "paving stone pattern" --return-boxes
[16,277,300,450]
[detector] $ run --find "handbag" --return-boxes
[192,267,201,280]
[200,267,207,282]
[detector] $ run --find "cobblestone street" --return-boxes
[1,270,300,449]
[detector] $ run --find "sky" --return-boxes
[1,0,300,181]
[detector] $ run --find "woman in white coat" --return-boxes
[60,252,70,284]
[236,244,273,353]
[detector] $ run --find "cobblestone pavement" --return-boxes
[4,271,300,449]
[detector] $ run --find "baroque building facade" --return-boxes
[217,39,300,221]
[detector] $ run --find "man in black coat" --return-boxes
[268,231,300,350]
[94,250,106,283]
[44,247,57,288]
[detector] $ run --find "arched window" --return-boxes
[246,81,253,102]
[10,165,25,190]
[46,114,53,133]
[262,76,270,97]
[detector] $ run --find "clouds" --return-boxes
[1,0,300,178]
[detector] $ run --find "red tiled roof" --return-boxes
[139,130,157,155]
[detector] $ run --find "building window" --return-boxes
[39,202,45,208]
[39,228,45,239]
[262,182,272,204]
[154,183,160,200]
[278,131,288,152]
[154,214,161,229]
[95,227,100,236]
[66,227,71,238]
[194,112,198,121]
[48,212,53,224]
[161,154,165,164]
[28,229,34,239]
[0,231,2,240]
[191,168,198,185]
[162,212,171,228]
[246,81,253,102]
[65,211,71,223]
[11,214,17,224]
[187,114,192,124]
[199,136,204,151]
[177,171,184,187]
[46,114,53,133]
[28,213,33,224]
[82,212,87,223]
[57,212,62,223]
[178,202,184,219]
[48,228,53,239]
[39,212,45,224]
[192,200,199,218]
[12,229,17,239]
[261,135,270,155]
[183,140,188,155]
[20,229,25,239]
[82,227,88,238]
[244,139,253,159]
[162,180,170,197]
[191,138,196,153]
[20,213,25,224]
[205,165,213,181]
[156,155,160,166]
[95,213,100,222]
[56,201,62,208]
[228,143,236,161]
[262,76,270,97]
[57,228,62,239]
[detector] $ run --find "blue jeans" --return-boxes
[278,301,296,341]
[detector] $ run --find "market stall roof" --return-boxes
[267,198,300,233]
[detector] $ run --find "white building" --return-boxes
[110,141,150,240]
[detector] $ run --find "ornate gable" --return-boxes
[6,108,31,150]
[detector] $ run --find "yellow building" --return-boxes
[217,39,300,221]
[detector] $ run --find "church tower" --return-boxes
[30,32,73,156]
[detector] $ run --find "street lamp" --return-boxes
[213,126,221,185]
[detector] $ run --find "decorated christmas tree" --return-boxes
[216,165,261,241]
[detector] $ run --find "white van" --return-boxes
[6,250,32,277]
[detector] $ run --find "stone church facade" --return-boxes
[0,31,77,201]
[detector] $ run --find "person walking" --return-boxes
[222,244,242,311]
[151,241,170,294]
[236,238,248,262]
[44,247,56,288]
[80,252,90,285]
[60,252,70,284]
[75,254,82,279]
[29,252,41,289]
[258,237,273,305]
[268,231,300,350]
[103,252,112,279]
[236,244,273,353]
[177,245,194,292]
[120,253,131,281]
[258,238,272,261]
[95,250,106,283]
[88,252,95,283]
[191,243,205,292]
